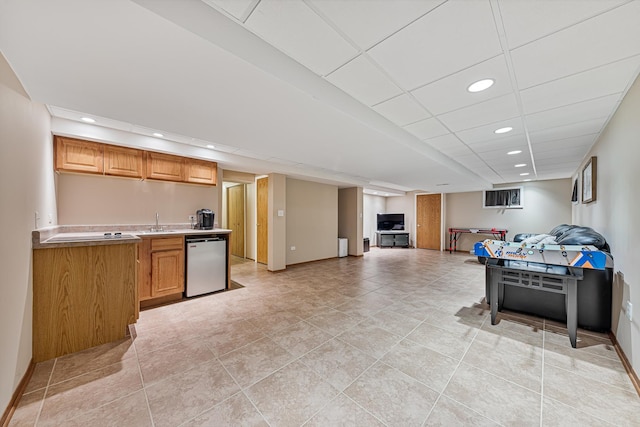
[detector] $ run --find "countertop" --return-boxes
[33,224,232,249]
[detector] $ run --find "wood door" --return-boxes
[227,184,245,257]
[256,177,268,264]
[416,194,442,250]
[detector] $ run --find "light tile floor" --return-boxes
[10,248,640,426]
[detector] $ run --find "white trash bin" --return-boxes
[338,238,348,257]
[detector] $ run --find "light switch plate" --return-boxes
[626,301,633,321]
[278,210,284,217]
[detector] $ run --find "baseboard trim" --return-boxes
[1,359,35,427]
[609,332,640,398]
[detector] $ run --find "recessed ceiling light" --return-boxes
[467,79,494,93]
[507,150,522,155]
[520,172,530,176]
[494,126,513,134]
[206,144,215,149]
[152,132,164,138]
[81,117,95,123]
[514,163,526,168]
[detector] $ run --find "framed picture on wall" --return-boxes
[571,178,578,203]
[582,156,597,203]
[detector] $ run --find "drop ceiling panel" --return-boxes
[469,134,528,153]
[455,116,523,145]
[532,134,598,152]
[498,0,628,48]
[367,0,502,90]
[456,154,487,168]
[372,94,430,126]
[403,118,450,140]
[202,0,256,21]
[529,119,607,144]
[437,94,520,132]
[511,1,640,89]
[411,55,512,115]
[535,146,589,161]
[520,55,640,114]
[536,160,582,171]
[525,94,620,132]
[245,0,358,75]
[307,0,444,50]
[325,55,402,106]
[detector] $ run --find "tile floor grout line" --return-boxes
[132,338,156,427]
[32,358,57,426]
[424,313,509,426]
[218,351,279,427]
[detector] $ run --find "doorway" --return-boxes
[226,184,245,258]
[416,194,442,250]
[256,177,268,264]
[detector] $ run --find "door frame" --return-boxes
[414,192,445,251]
[225,183,246,259]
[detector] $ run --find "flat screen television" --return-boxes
[377,213,404,231]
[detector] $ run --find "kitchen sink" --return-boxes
[137,230,176,234]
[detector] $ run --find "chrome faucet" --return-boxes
[151,212,163,232]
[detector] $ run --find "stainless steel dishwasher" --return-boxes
[185,236,227,297]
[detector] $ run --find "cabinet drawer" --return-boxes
[151,236,184,251]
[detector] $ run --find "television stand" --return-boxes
[376,231,410,248]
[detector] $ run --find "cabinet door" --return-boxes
[185,159,217,185]
[104,145,144,178]
[151,249,185,297]
[54,136,104,174]
[146,152,185,182]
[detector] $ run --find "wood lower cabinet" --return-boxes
[33,243,137,362]
[146,152,185,182]
[139,236,185,304]
[54,136,104,174]
[104,145,144,178]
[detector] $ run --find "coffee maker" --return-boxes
[196,209,214,230]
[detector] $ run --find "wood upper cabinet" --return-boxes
[53,135,217,185]
[54,136,104,174]
[104,145,144,179]
[185,159,217,185]
[146,152,185,182]
[139,236,184,302]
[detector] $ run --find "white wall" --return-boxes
[57,173,218,226]
[0,54,57,411]
[286,178,338,265]
[573,76,640,372]
[445,179,572,251]
[363,194,386,246]
[338,187,363,256]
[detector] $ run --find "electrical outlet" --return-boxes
[290,246,296,251]
[626,301,633,321]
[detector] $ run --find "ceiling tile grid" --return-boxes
[244,0,358,75]
[4,0,640,194]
